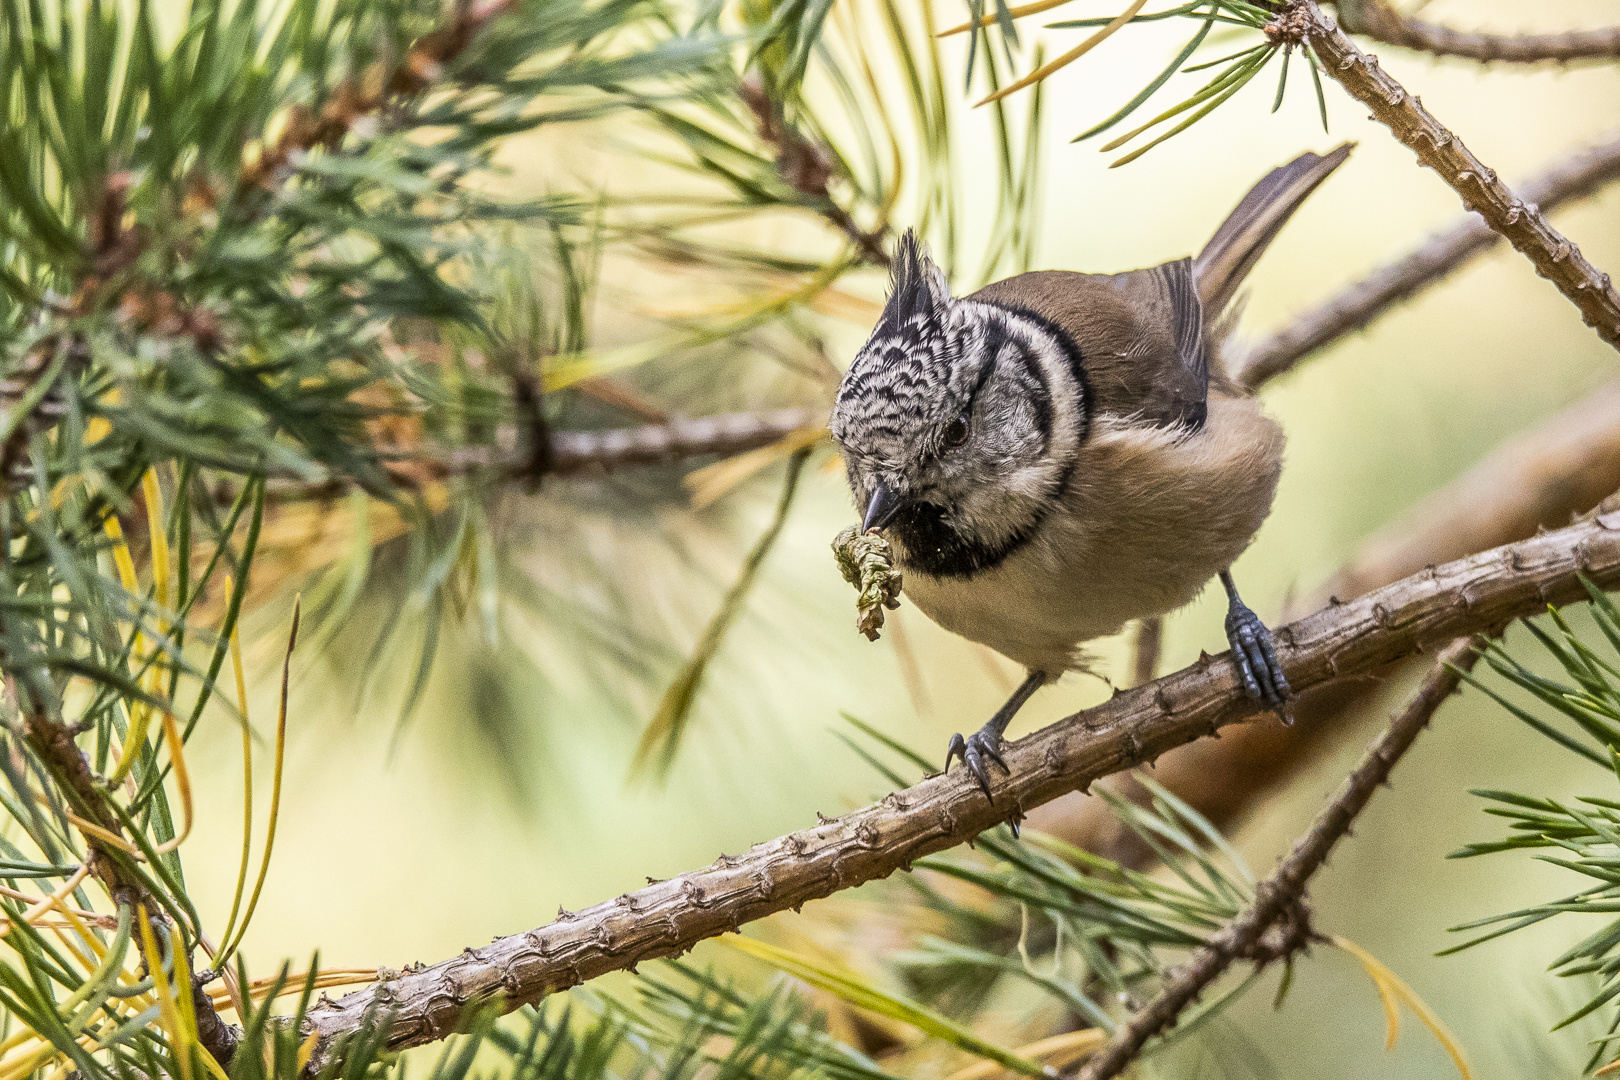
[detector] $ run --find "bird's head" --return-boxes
[829,232,1085,578]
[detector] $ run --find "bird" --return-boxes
[828,145,1351,797]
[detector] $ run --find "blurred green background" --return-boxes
[182,2,1620,1075]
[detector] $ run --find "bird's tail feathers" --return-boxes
[1193,143,1353,318]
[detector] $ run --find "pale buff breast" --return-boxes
[899,394,1284,675]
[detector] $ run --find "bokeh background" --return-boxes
[180,2,1620,1075]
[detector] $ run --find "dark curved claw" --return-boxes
[1222,576,1292,719]
[945,725,1010,798]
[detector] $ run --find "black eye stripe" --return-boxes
[956,318,1053,446]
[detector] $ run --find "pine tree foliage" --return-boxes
[2,0,1620,1077]
[1444,585,1620,1072]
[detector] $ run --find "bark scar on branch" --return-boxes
[302,510,1620,1067]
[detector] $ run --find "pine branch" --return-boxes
[1292,2,1620,353]
[19,707,243,1068]
[1073,636,1482,1080]
[1337,0,1620,64]
[450,408,823,477]
[1053,384,1620,866]
[303,508,1620,1065]
[1233,127,1620,389]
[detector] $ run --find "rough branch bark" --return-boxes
[1049,384,1620,865]
[271,408,823,496]
[1075,637,1481,1080]
[541,409,821,475]
[1336,0,1620,64]
[1233,128,1620,390]
[304,509,1620,1062]
[1298,2,1620,353]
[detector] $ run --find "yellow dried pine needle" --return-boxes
[832,527,903,640]
[153,711,193,854]
[138,907,194,1080]
[296,1031,320,1072]
[684,424,828,510]
[722,935,1051,1079]
[0,863,91,940]
[940,0,1077,37]
[943,1029,1107,1080]
[977,0,1146,106]
[1333,935,1472,1079]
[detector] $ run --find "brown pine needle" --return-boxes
[944,1029,1108,1080]
[1333,934,1471,1079]
[153,711,193,854]
[939,0,1077,38]
[977,0,1147,106]
[0,864,91,939]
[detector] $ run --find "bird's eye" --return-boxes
[943,413,971,448]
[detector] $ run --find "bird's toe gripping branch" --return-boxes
[1220,570,1292,718]
[946,726,1010,798]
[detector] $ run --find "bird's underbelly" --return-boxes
[901,527,1222,675]
[897,399,1284,675]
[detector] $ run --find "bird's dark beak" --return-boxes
[863,481,903,533]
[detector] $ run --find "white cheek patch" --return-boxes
[1004,461,1060,501]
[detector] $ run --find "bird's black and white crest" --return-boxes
[830,231,1089,579]
[830,232,977,469]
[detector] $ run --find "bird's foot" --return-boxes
[1224,598,1292,719]
[945,724,1010,799]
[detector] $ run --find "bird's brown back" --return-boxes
[969,262,1211,429]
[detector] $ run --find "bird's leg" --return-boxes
[946,670,1046,798]
[1219,569,1292,719]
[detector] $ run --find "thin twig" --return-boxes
[1050,383,1620,866]
[1294,2,1620,353]
[1074,636,1481,1080]
[1337,0,1620,64]
[304,509,1620,1064]
[1233,127,1620,389]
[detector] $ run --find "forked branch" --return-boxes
[1074,636,1482,1080]
[304,507,1620,1064]
[1296,2,1620,353]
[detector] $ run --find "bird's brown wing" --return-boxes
[969,259,1208,430]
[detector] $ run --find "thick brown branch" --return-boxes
[1075,637,1481,1080]
[305,510,1620,1063]
[1233,128,1620,389]
[1298,3,1620,353]
[1049,383,1620,865]
[1337,0,1620,63]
